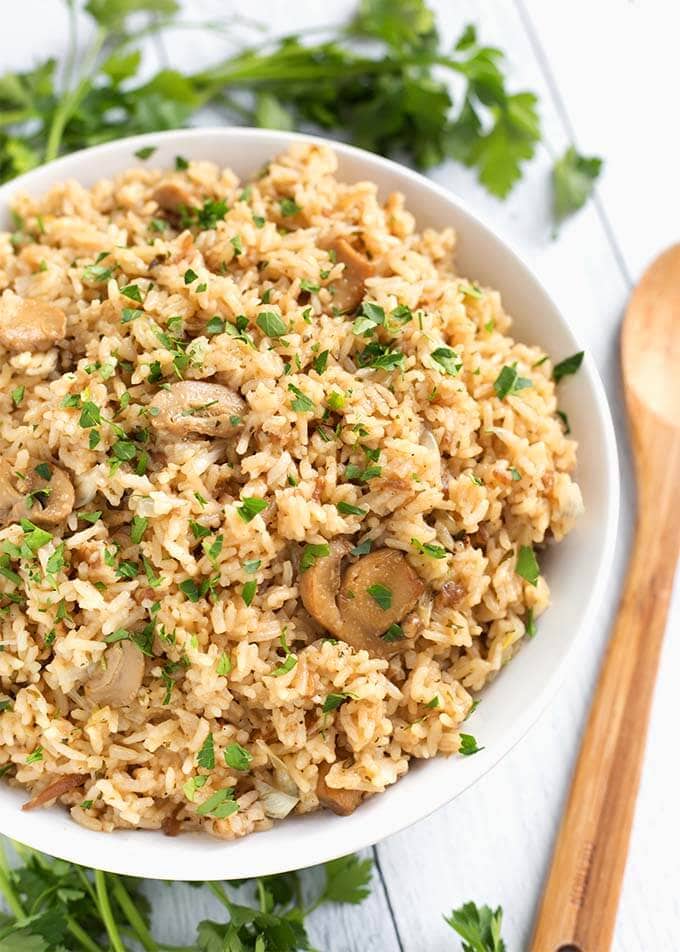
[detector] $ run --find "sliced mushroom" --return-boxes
[85,640,145,708]
[298,539,349,636]
[338,549,424,657]
[323,238,375,313]
[21,773,88,811]
[0,292,66,352]
[149,381,246,438]
[300,543,424,659]
[152,179,194,214]
[316,762,363,816]
[0,461,74,527]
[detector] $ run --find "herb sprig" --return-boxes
[0,0,599,224]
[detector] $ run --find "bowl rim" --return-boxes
[0,127,620,879]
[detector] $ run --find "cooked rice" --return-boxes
[0,143,582,837]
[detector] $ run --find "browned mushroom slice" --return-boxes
[338,549,424,658]
[85,640,145,708]
[324,238,375,313]
[152,179,194,214]
[299,538,349,636]
[149,381,246,438]
[0,461,75,527]
[300,542,424,659]
[0,294,66,352]
[316,762,363,816]
[21,773,88,811]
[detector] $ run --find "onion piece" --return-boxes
[254,779,299,819]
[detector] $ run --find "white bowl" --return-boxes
[0,128,619,880]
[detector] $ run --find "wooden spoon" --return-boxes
[531,245,680,952]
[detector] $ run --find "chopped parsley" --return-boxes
[366,583,392,610]
[256,311,287,338]
[300,542,330,572]
[272,631,297,677]
[556,410,571,434]
[175,155,189,170]
[553,351,584,383]
[336,501,366,517]
[237,497,267,523]
[327,390,345,411]
[180,579,201,602]
[130,515,148,544]
[383,623,404,642]
[526,608,537,638]
[345,463,381,483]
[242,579,257,605]
[322,692,354,713]
[431,346,462,377]
[34,463,52,481]
[120,283,143,303]
[356,341,404,371]
[189,520,211,540]
[216,653,232,676]
[458,733,483,756]
[224,743,252,771]
[515,545,539,586]
[134,145,156,159]
[493,363,532,400]
[196,732,215,770]
[206,315,226,335]
[279,197,301,217]
[11,386,25,407]
[243,559,261,574]
[313,350,329,375]
[411,538,447,559]
[26,747,44,765]
[195,788,238,819]
[288,384,315,413]
[230,235,243,256]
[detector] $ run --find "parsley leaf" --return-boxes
[196,732,215,770]
[237,497,267,523]
[367,583,392,610]
[256,311,287,338]
[552,146,603,232]
[300,542,330,572]
[445,900,506,952]
[224,742,252,771]
[431,346,462,377]
[553,351,584,383]
[459,733,483,756]
[516,545,539,586]
[493,364,532,400]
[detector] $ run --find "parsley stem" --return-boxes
[0,841,24,920]
[67,916,104,952]
[44,26,108,162]
[207,881,234,911]
[94,869,127,952]
[110,875,159,952]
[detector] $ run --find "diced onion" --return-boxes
[254,779,299,819]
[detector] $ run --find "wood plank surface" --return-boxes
[0,2,678,950]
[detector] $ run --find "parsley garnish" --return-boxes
[288,384,315,413]
[552,147,603,232]
[313,350,329,374]
[445,901,506,951]
[134,145,156,159]
[459,733,483,756]
[383,623,404,642]
[196,732,215,770]
[336,501,366,517]
[272,631,297,677]
[196,787,239,819]
[553,351,584,383]
[130,515,148,544]
[256,311,287,337]
[300,542,330,572]
[206,315,226,335]
[224,742,252,771]
[516,545,539,586]
[279,197,301,217]
[322,692,354,713]
[242,579,257,605]
[411,538,447,559]
[237,497,267,523]
[493,364,532,400]
[11,386,25,407]
[367,583,392,610]
[431,346,462,377]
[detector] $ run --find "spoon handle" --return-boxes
[530,420,680,952]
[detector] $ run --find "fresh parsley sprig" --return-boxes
[0,1,602,225]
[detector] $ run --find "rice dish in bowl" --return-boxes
[0,142,583,838]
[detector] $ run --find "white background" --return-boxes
[2,1,679,949]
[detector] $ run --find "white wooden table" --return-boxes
[3,2,679,948]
